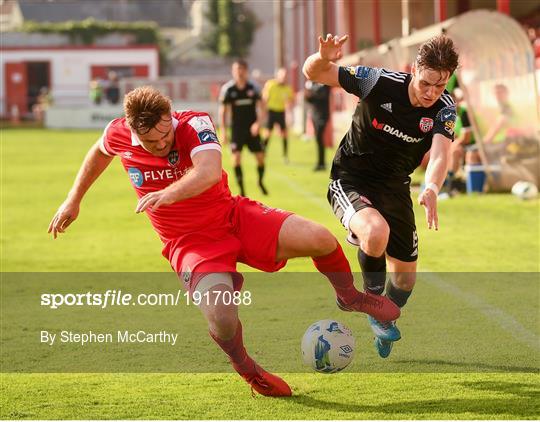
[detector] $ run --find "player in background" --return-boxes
[304,80,331,171]
[262,67,295,163]
[48,86,399,397]
[219,59,267,196]
[304,34,458,358]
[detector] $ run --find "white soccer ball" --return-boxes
[301,319,355,374]
[511,181,538,200]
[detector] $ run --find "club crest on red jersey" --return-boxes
[181,265,192,285]
[419,117,434,133]
[168,150,179,166]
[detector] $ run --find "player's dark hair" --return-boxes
[415,34,459,75]
[124,86,172,135]
[233,59,248,69]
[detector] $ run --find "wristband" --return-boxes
[424,182,439,195]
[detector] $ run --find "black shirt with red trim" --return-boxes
[333,65,456,191]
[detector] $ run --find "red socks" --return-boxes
[209,321,250,368]
[312,243,360,304]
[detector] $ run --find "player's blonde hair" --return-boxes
[124,86,172,134]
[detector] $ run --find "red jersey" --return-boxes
[99,111,234,242]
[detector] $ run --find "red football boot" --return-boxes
[232,355,292,397]
[337,291,401,321]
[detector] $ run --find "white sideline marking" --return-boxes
[422,272,540,351]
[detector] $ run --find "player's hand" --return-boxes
[318,33,348,62]
[220,129,229,145]
[418,188,439,230]
[250,122,260,137]
[48,199,80,239]
[135,188,177,213]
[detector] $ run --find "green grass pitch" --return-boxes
[1,127,539,419]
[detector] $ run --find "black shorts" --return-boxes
[327,179,418,262]
[231,132,264,153]
[266,111,286,130]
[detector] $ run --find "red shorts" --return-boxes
[162,196,293,293]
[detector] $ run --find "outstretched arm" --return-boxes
[251,98,266,137]
[418,134,452,230]
[135,150,222,213]
[219,103,230,144]
[48,140,114,238]
[483,114,508,144]
[303,34,348,87]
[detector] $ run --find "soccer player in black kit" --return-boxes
[303,34,458,358]
[219,60,267,197]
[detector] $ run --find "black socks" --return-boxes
[257,165,267,195]
[357,249,386,295]
[386,280,412,308]
[358,249,413,308]
[234,165,245,196]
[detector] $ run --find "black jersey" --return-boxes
[333,65,456,191]
[219,80,261,133]
[305,82,330,124]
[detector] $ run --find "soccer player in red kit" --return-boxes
[48,86,399,397]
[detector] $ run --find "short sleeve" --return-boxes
[98,120,118,156]
[219,84,232,104]
[434,105,457,141]
[287,86,294,102]
[184,113,222,159]
[252,83,262,101]
[338,65,382,99]
[262,80,271,99]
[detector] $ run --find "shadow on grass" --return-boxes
[392,359,540,373]
[459,380,540,399]
[289,381,539,418]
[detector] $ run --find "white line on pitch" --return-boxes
[422,272,540,351]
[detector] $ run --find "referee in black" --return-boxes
[304,34,458,358]
[219,59,267,196]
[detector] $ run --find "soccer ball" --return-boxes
[301,319,355,373]
[511,181,538,200]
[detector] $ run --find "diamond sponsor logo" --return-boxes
[372,118,423,143]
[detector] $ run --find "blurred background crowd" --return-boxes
[1,0,538,194]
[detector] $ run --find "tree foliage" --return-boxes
[21,18,167,74]
[201,0,258,58]
[22,18,162,45]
